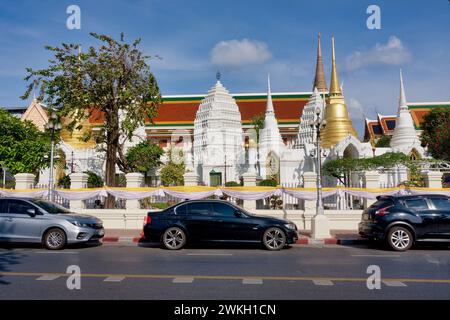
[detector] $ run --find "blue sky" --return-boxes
[0,0,449,136]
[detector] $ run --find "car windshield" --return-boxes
[31,200,72,214]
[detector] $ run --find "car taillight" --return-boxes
[375,205,393,216]
[144,215,152,226]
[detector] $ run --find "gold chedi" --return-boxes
[60,115,96,150]
[320,37,358,148]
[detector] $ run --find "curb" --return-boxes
[102,236,143,243]
[295,237,368,245]
[102,236,369,246]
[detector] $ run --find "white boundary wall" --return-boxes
[78,209,363,231]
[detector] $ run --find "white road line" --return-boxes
[35,251,78,254]
[172,277,194,284]
[104,276,125,282]
[351,255,401,258]
[312,280,334,286]
[187,253,233,256]
[242,278,263,285]
[383,281,407,287]
[36,275,61,281]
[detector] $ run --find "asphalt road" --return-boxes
[1,241,450,300]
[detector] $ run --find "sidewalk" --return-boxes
[102,229,369,245]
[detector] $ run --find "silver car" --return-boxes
[0,198,104,250]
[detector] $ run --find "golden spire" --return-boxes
[329,37,341,96]
[313,33,327,92]
[320,36,359,148]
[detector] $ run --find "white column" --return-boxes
[126,172,144,210]
[183,171,199,186]
[69,172,88,211]
[242,171,257,210]
[421,171,443,188]
[363,171,379,209]
[302,172,317,210]
[14,173,35,189]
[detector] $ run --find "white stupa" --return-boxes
[258,75,286,179]
[298,87,325,146]
[193,76,245,185]
[390,70,424,157]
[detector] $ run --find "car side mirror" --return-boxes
[26,208,36,217]
[234,210,242,218]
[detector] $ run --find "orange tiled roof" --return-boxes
[89,92,310,126]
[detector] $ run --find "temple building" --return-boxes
[6,34,450,187]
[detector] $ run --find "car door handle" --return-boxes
[5,218,13,222]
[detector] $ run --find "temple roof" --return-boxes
[88,91,311,127]
[363,102,450,142]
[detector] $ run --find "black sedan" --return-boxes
[143,200,298,250]
[359,194,450,251]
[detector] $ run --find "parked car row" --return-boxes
[1,195,449,251]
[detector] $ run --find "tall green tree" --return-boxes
[22,33,161,207]
[0,109,51,175]
[420,108,450,161]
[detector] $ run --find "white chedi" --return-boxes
[193,80,245,185]
[390,70,424,156]
[258,75,286,179]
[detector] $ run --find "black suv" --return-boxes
[143,200,298,250]
[359,194,450,251]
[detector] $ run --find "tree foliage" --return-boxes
[420,108,450,161]
[0,109,51,175]
[323,152,414,186]
[22,32,161,207]
[375,135,392,147]
[160,148,185,187]
[124,141,163,174]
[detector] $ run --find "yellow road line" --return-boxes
[1,272,450,284]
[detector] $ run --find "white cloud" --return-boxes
[210,39,272,68]
[348,97,365,118]
[344,36,412,71]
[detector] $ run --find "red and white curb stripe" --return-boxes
[101,235,367,245]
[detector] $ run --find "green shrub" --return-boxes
[258,179,277,187]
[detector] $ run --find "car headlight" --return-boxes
[284,223,296,230]
[70,221,90,228]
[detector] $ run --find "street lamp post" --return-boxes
[308,96,331,239]
[45,110,62,202]
[310,106,327,216]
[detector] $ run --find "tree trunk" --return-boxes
[104,107,119,209]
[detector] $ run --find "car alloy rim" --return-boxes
[391,230,410,249]
[164,229,184,248]
[48,231,63,248]
[265,229,285,249]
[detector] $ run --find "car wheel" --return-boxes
[43,228,67,250]
[262,227,286,251]
[387,226,413,251]
[162,227,186,250]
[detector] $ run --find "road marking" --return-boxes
[187,253,233,256]
[104,276,125,282]
[36,274,60,281]
[1,272,449,285]
[383,281,407,287]
[313,279,334,286]
[173,277,194,284]
[35,251,78,254]
[351,254,401,258]
[242,278,263,285]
